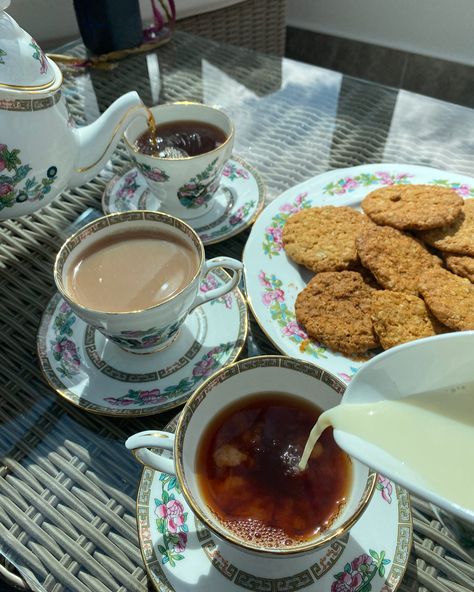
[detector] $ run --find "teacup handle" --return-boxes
[191,256,243,311]
[125,430,176,475]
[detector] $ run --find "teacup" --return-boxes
[54,211,243,353]
[126,356,377,556]
[124,102,234,221]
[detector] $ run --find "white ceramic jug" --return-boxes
[0,0,147,219]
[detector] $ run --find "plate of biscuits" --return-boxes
[243,163,474,382]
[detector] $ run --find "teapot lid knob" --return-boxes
[0,0,11,10]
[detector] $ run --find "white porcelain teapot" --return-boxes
[0,0,147,219]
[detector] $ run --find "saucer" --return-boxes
[137,415,412,592]
[37,269,248,417]
[102,155,266,245]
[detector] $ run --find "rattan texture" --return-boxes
[176,0,286,56]
[0,32,473,592]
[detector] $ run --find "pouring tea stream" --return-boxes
[300,332,474,524]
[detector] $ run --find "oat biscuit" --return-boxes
[295,271,378,355]
[371,290,446,350]
[444,253,474,283]
[282,206,371,273]
[356,225,442,295]
[418,199,474,255]
[361,184,463,230]
[419,267,474,330]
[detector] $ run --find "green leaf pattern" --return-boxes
[258,271,327,359]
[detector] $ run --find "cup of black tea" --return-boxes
[124,102,234,221]
[126,356,377,556]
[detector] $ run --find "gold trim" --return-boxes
[200,155,266,246]
[75,104,148,173]
[173,355,378,556]
[0,79,55,91]
[54,210,205,316]
[0,62,63,94]
[36,282,248,418]
[123,101,235,162]
[135,405,413,592]
[101,154,267,246]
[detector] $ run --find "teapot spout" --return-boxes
[69,91,147,188]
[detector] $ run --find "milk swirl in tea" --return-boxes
[197,393,352,547]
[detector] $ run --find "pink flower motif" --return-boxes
[138,389,163,404]
[146,169,167,182]
[332,571,363,592]
[282,320,307,339]
[377,475,393,503]
[174,531,187,553]
[258,271,272,288]
[351,553,373,571]
[280,202,299,213]
[156,499,185,533]
[294,192,308,206]
[236,168,249,179]
[222,293,233,309]
[262,288,284,306]
[222,164,231,177]
[229,206,245,225]
[0,159,5,172]
[338,373,353,382]
[192,355,216,377]
[457,184,471,196]
[376,172,394,185]
[200,275,218,293]
[0,182,13,195]
[59,302,70,314]
[343,178,359,190]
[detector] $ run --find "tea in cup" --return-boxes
[54,211,243,353]
[124,102,234,221]
[126,356,376,556]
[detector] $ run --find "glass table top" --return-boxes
[0,31,473,592]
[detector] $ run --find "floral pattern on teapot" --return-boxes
[29,38,48,75]
[0,48,6,64]
[0,144,57,210]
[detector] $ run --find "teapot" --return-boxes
[0,0,147,219]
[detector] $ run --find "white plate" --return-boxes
[243,163,474,382]
[137,415,412,592]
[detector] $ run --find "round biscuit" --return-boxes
[295,271,378,356]
[282,206,370,273]
[356,225,442,295]
[371,290,447,350]
[418,267,474,330]
[361,184,463,230]
[418,199,474,255]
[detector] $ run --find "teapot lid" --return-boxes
[0,0,61,93]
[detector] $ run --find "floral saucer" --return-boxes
[136,415,412,592]
[102,156,266,245]
[243,163,474,382]
[37,269,247,416]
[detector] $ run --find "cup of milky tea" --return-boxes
[126,356,377,556]
[54,211,243,353]
[124,102,234,221]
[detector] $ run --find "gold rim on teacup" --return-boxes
[173,355,378,556]
[123,101,235,162]
[54,210,205,316]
